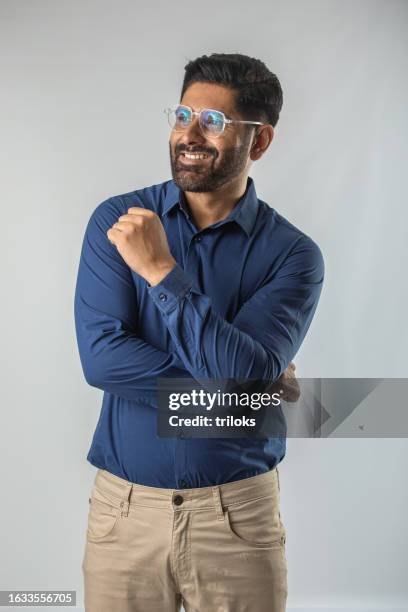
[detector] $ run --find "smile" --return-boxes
[179,152,211,161]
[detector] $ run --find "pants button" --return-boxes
[173,494,184,506]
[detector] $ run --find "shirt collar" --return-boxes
[162,175,259,237]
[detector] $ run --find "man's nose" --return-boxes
[181,114,206,141]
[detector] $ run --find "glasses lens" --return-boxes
[168,105,192,130]
[200,109,224,135]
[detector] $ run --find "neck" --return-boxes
[183,174,249,230]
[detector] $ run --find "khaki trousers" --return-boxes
[82,467,288,611]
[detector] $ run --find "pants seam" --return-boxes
[170,510,181,593]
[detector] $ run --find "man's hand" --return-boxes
[107,207,176,286]
[269,362,300,403]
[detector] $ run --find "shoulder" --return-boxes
[257,200,325,280]
[88,178,173,227]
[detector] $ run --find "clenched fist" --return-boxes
[264,362,300,403]
[278,362,300,402]
[107,207,176,286]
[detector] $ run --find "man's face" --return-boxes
[169,82,256,192]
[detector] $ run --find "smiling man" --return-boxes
[75,52,324,612]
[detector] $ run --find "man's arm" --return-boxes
[74,198,188,400]
[147,234,324,385]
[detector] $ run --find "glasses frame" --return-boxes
[163,103,266,138]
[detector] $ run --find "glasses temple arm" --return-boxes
[226,119,265,125]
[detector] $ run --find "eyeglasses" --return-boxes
[163,104,265,138]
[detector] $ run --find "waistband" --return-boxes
[90,467,281,519]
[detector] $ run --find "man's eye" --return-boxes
[176,110,190,123]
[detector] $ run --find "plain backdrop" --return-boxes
[1,0,407,610]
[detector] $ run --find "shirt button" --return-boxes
[173,494,184,506]
[159,293,167,302]
[179,479,188,488]
[194,235,202,242]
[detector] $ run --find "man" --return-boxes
[74,52,324,612]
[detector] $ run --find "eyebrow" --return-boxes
[181,104,234,118]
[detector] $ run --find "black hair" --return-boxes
[180,52,283,127]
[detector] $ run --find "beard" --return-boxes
[169,137,251,193]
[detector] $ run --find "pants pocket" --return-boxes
[87,486,122,542]
[223,494,286,549]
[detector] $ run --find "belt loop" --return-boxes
[120,482,133,517]
[276,466,280,491]
[211,486,224,521]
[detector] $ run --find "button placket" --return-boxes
[184,237,201,289]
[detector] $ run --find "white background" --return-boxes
[1,0,407,610]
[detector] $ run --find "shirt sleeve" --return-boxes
[74,198,188,400]
[147,234,324,385]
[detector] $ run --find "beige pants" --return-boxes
[82,467,288,611]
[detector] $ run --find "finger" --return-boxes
[108,222,123,232]
[117,213,148,222]
[107,227,121,243]
[111,221,136,232]
[115,217,148,230]
[126,207,156,217]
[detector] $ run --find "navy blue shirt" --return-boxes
[74,175,324,488]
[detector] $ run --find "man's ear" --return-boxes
[250,125,274,159]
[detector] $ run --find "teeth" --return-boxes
[183,153,208,160]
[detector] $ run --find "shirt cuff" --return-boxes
[147,263,193,315]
